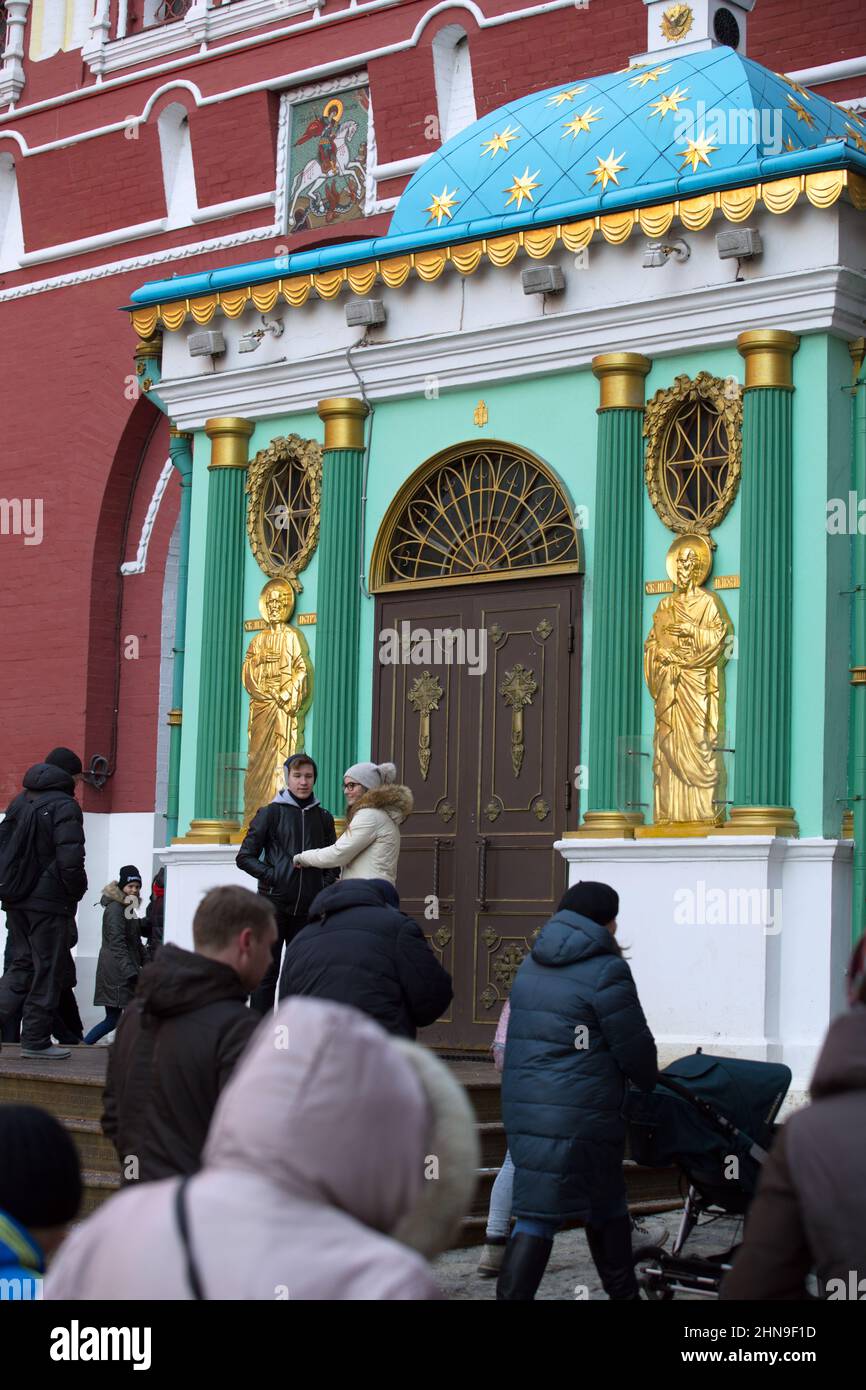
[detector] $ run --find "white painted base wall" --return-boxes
[555,835,853,1105]
[157,844,254,951]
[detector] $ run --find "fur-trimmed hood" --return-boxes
[348,783,413,825]
[100,880,141,906]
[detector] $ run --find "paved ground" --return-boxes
[433,1212,746,1300]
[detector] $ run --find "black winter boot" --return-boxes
[495,1234,554,1300]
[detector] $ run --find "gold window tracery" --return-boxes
[246,435,322,580]
[644,372,742,535]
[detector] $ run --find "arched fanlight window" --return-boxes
[371,442,581,591]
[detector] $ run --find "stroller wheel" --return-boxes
[632,1244,673,1301]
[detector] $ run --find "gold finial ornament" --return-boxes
[242,578,312,825]
[644,536,731,827]
[661,4,694,42]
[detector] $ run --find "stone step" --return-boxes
[62,1117,120,1176]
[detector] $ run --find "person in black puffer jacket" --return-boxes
[280,878,453,1039]
[498,881,658,1302]
[0,748,87,1059]
[236,753,338,1014]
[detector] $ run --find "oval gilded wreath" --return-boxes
[246,434,323,579]
[643,372,742,536]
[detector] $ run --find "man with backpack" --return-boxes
[0,748,88,1059]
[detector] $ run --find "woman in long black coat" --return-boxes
[499,881,657,1300]
[84,866,145,1046]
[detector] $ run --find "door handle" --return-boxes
[477,836,488,913]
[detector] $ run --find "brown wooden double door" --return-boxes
[373,577,581,1048]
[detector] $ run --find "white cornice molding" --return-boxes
[153,265,866,429]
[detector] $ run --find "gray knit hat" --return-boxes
[344,761,397,791]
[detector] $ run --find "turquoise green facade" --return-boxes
[172,335,849,844]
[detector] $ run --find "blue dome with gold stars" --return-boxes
[389,46,866,238]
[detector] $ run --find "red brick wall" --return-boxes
[189,90,282,208]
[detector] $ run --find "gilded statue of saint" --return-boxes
[243,578,310,823]
[643,535,731,826]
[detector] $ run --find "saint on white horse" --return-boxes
[290,119,365,222]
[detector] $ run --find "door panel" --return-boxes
[373,578,580,1048]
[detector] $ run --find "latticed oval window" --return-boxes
[246,436,323,580]
[371,443,579,589]
[644,372,742,534]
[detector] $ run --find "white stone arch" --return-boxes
[0,150,24,272]
[432,23,477,142]
[156,100,198,229]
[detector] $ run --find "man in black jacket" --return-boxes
[102,885,275,1183]
[0,748,88,1059]
[236,752,337,1014]
[281,878,453,1039]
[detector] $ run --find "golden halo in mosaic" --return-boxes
[369,442,581,590]
[644,373,743,536]
[246,435,323,579]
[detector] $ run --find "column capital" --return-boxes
[317,397,369,450]
[169,425,193,440]
[737,330,799,389]
[134,334,163,364]
[205,417,255,470]
[591,353,652,410]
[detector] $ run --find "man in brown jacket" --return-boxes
[101,885,276,1183]
[722,943,866,1300]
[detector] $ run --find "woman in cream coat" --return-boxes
[294,761,412,885]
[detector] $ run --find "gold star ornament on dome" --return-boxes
[562,105,603,138]
[777,73,812,102]
[649,85,690,118]
[504,166,542,210]
[547,85,587,107]
[846,124,866,154]
[588,148,627,189]
[481,124,521,157]
[629,65,671,88]
[425,186,460,225]
[678,134,717,171]
[786,95,815,128]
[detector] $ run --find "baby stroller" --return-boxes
[626,1051,791,1299]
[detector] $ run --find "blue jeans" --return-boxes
[486,1149,515,1239]
[84,1007,122,1045]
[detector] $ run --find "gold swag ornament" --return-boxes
[242,578,312,823]
[644,372,742,535]
[246,434,323,580]
[644,535,731,828]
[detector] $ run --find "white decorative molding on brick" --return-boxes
[0,1,31,109]
[121,457,175,576]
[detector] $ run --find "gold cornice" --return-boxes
[592,353,652,410]
[737,330,800,389]
[317,398,369,451]
[134,333,162,361]
[128,168,866,336]
[205,417,255,470]
[850,337,866,382]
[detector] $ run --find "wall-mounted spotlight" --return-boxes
[521,265,566,296]
[345,299,386,328]
[642,237,690,268]
[238,315,285,353]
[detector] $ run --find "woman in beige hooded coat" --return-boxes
[46,997,478,1301]
[294,761,412,885]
